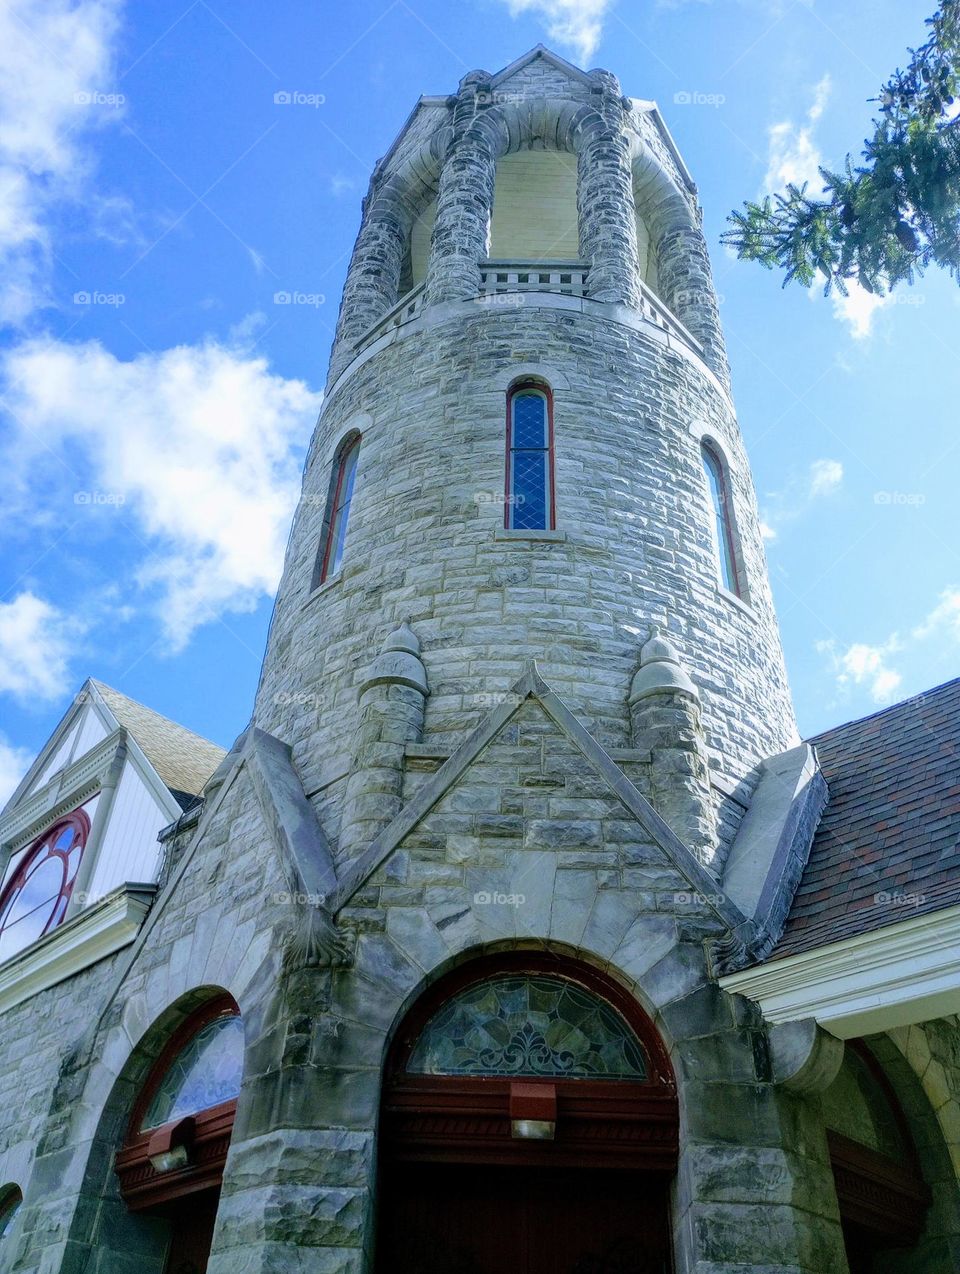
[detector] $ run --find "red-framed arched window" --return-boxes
[116,995,243,1212]
[0,809,90,963]
[701,440,743,597]
[314,432,361,587]
[505,382,555,531]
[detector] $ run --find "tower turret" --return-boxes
[256,45,797,867]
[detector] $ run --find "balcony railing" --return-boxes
[479,260,588,297]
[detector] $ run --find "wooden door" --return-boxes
[376,1162,671,1274]
[163,1189,219,1274]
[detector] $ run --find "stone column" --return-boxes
[424,71,497,305]
[336,622,428,868]
[575,70,643,309]
[629,632,718,868]
[327,187,407,385]
[657,218,731,388]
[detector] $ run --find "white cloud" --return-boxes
[1,337,322,650]
[0,0,124,323]
[0,735,34,807]
[817,636,903,705]
[830,281,891,340]
[808,458,843,497]
[0,592,76,702]
[760,520,777,542]
[500,0,612,63]
[912,588,960,642]
[764,75,831,191]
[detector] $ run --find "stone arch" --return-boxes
[889,1020,960,1179]
[837,1034,960,1271]
[53,986,242,1273]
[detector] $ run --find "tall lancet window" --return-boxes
[315,433,361,587]
[701,442,742,597]
[506,383,554,531]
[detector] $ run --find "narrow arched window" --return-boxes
[315,434,361,587]
[701,442,742,597]
[506,383,554,531]
[0,1186,22,1243]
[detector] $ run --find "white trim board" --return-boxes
[0,883,156,1016]
[719,903,960,1038]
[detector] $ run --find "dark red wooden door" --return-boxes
[163,1190,219,1274]
[377,1163,671,1274]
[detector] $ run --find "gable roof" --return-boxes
[89,681,226,806]
[768,677,960,960]
[490,45,594,88]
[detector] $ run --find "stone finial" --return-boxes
[629,631,698,704]
[358,622,429,697]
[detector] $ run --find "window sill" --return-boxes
[303,570,343,608]
[716,585,755,618]
[0,883,156,1016]
[494,528,567,543]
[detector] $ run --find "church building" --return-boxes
[0,46,958,1274]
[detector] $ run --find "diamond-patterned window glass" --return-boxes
[508,390,552,530]
[406,975,648,1079]
[141,1013,244,1131]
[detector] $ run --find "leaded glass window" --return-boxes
[406,975,648,1079]
[317,434,361,585]
[0,811,89,964]
[702,442,741,596]
[141,1012,244,1131]
[507,387,553,531]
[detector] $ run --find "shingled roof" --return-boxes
[769,677,960,960]
[91,680,226,808]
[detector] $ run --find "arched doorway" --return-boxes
[115,994,243,1274]
[823,1040,931,1273]
[376,953,678,1274]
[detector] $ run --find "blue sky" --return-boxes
[2,0,959,797]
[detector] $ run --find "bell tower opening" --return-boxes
[375,953,678,1274]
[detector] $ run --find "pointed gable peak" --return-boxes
[489,45,597,90]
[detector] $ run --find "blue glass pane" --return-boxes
[702,448,738,594]
[512,393,546,448]
[510,451,547,529]
[141,1014,244,1130]
[324,441,359,579]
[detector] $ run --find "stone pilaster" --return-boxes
[337,622,428,868]
[576,70,642,309]
[629,632,718,868]
[424,71,497,305]
[657,218,731,387]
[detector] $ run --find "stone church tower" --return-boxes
[4,45,959,1274]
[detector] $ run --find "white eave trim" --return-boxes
[719,903,960,1039]
[0,882,156,1016]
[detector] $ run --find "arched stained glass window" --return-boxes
[701,442,742,597]
[140,1010,244,1131]
[0,810,90,963]
[315,433,361,586]
[406,974,648,1079]
[506,384,554,531]
[0,1186,22,1242]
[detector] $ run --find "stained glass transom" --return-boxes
[508,391,551,530]
[406,975,648,1079]
[141,1013,244,1131]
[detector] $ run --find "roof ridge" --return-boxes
[807,674,960,744]
[89,679,223,750]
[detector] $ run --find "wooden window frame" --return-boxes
[0,809,91,959]
[314,432,362,588]
[116,995,241,1211]
[701,441,743,598]
[505,382,556,531]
